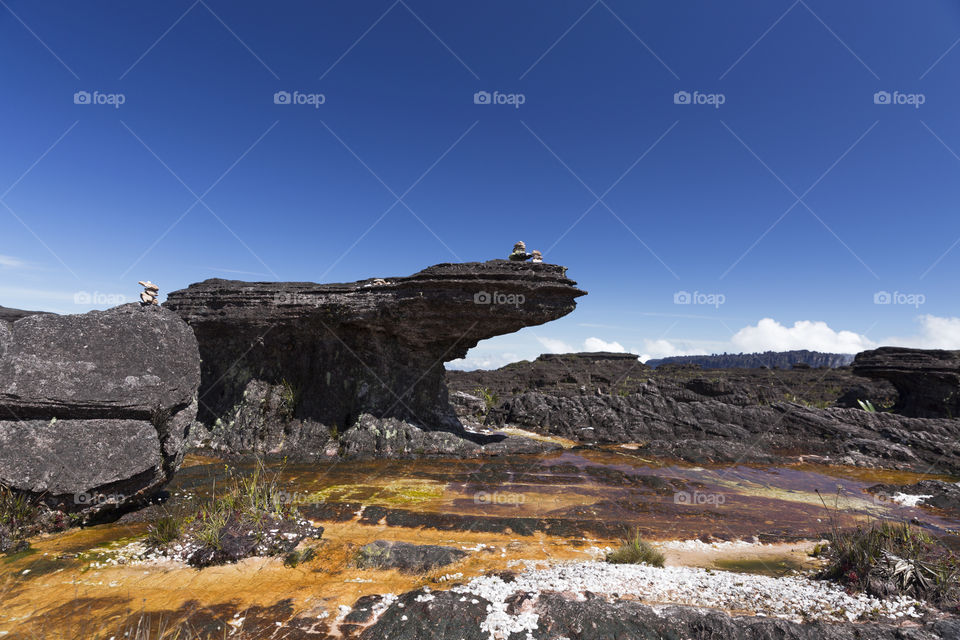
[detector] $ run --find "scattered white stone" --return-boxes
[450,560,924,635]
[658,538,760,552]
[890,493,933,507]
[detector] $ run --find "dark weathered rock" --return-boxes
[484,390,960,474]
[352,540,468,573]
[854,347,960,418]
[338,414,559,460]
[447,352,960,473]
[449,352,896,410]
[0,304,200,520]
[0,305,47,324]
[165,261,585,456]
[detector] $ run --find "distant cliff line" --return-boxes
[645,350,855,369]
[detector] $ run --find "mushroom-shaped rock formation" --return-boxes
[0,304,200,521]
[853,346,960,418]
[164,261,586,455]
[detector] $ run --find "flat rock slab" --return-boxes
[353,540,468,573]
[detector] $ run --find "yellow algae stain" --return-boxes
[492,426,578,449]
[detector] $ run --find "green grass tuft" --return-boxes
[606,532,665,567]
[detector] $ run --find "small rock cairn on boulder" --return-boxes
[508,241,544,262]
[139,280,160,305]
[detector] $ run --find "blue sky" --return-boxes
[2,1,960,369]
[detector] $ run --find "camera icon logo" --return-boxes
[73,91,91,105]
[874,291,891,304]
[674,491,691,505]
[73,291,91,304]
[274,91,291,105]
[474,291,492,304]
[473,91,491,105]
[673,91,691,105]
[873,91,891,105]
[673,291,691,304]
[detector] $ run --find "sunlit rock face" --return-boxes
[165,261,586,456]
[0,304,200,520]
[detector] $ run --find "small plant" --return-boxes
[857,399,877,412]
[193,505,228,551]
[606,531,665,567]
[145,515,183,547]
[278,378,298,420]
[474,387,499,415]
[0,484,36,528]
[815,489,959,607]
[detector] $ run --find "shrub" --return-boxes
[145,515,183,547]
[606,532,665,567]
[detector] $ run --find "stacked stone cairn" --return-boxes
[508,241,543,263]
[139,280,160,306]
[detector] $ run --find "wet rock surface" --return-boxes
[867,480,960,520]
[352,540,468,573]
[854,347,960,418]
[165,261,585,457]
[0,304,200,520]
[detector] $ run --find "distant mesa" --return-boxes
[645,350,856,369]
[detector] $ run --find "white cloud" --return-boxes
[447,352,523,371]
[638,339,706,363]
[454,315,960,372]
[536,336,574,353]
[584,337,627,353]
[730,318,875,353]
[0,255,26,269]
[883,315,960,349]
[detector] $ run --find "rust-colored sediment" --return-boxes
[2,451,956,638]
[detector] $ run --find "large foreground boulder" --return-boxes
[854,347,960,418]
[0,304,200,521]
[164,261,585,456]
